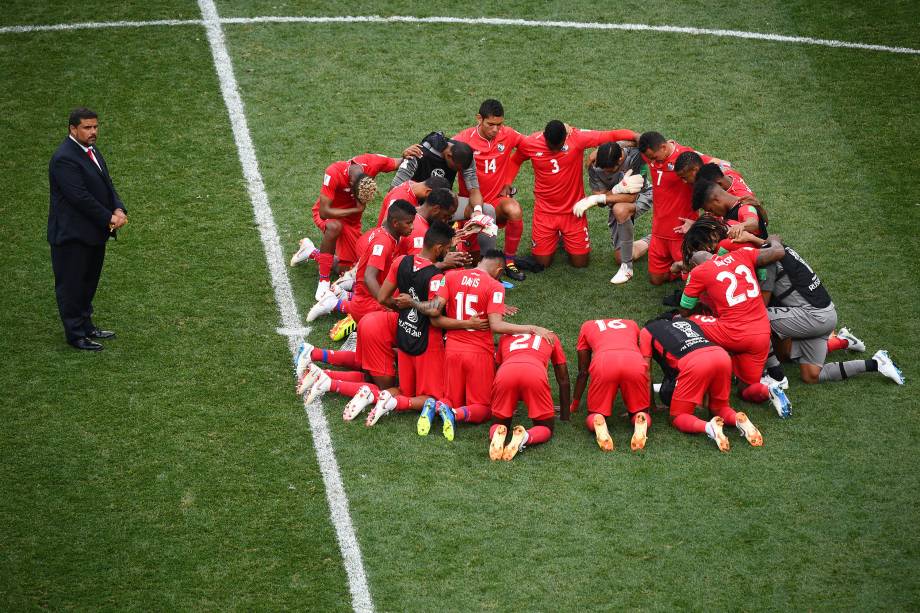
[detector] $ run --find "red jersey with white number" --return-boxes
[642,142,712,239]
[508,128,639,215]
[397,213,429,256]
[376,180,420,227]
[453,125,524,203]
[436,268,505,353]
[496,333,566,368]
[683,248,769,335]
[576,318,642,354]
[350,226,400,311]
[724,168,755,200]
[312,153,399,225]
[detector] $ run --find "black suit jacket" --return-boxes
[47,137,126,246]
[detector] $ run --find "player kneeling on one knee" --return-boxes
[570,318,650,452]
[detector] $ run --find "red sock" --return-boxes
[504,219,523,257]
[316,252,334,281]
[827,336,848,353]
[585,413,604,431]
[393,394,413,412]
[631,411,651,427]
[740,382,769,404]
[709,403,737,427]
[458,404,491,423]
[331,380,379,399]
[672,413,708,434]
[312,349,359,368]
[324,369,365,382]
[526,425,552,446]
[488,423,505,439]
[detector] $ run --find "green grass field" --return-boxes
[2,1,918,610]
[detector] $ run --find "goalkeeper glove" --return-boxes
[572,194,606,217]
[611,169,644,194]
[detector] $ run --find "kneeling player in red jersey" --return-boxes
[678,220,788,415]
[488,331,570,461]
[640,313,763,452]
[571,318,651,451]
[405,250,552,440]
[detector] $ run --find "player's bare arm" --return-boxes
[570,348,592,414]
[431,314,489,331]
[376,277,399,308]
[555,361,572,421]
[405,295,445,317]
[756,236,785,266]
[317,193,364,219]
[487,312,552,339]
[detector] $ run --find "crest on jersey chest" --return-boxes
[561,144,569,152]
[667,163,674,170]
[497,143,505,152]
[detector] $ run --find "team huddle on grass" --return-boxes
[287,99,905,458]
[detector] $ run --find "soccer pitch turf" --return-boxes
[2,1,919,610]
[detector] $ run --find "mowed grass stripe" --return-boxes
[231,18,918,611]
[0,26,350,610]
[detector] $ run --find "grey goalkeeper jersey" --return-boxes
[588,146,653,204]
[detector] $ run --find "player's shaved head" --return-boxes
[423,221,455,248]
[682,216,727,266]
[692,180,722,210]
[478,99,504,119]
[674,151,703,173]
[595,142,622,169]
[638,131,667,154]
[422,175,450,191]
[696,162,724,183]
[690,251,713,268]
[479,248,506,278]
[543,120,567,151]
[446,141,473,170]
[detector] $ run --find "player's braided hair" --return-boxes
[354,174,378,205]
[682,216,727,267]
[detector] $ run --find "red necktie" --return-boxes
[87,147,101,170]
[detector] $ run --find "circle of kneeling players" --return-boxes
[288,99,906,459]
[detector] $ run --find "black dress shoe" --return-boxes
[70,337,104,351]
[88,328,116,339]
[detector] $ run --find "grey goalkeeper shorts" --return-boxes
[768,303,837,366]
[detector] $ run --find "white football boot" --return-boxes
[837,327,865,352]
[610,263,634,285]
[307,291,339,322]
[873,350,905,385]
[343,385,375,421]
[290,237,317,267]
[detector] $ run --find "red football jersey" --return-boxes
[724,168,755,200]
[396,213,429,256]
[508,128,639,215]
[436,267,506,353]
[452,125,524,203]
[496,333,566,368]
[682,248,769,334]
[350,226,400,310]
[642,141,713,239]
[376,180,420,227]
[312,153,399,225]
[576,318,642,354]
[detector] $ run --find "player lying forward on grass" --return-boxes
[570,317,651,452]
[640,312,763,452]
[487,330,570,461]
[572,141,652,285]
[716,232,906,387]
[403,250,553,440]
[678,220,790,416]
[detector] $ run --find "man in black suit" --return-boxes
[48,107,127,351]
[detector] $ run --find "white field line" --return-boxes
[2,14,919,56]
[197,2,374,612]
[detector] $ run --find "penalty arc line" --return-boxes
[1,14,919,56]
[197,1,374,612]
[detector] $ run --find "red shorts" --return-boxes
[671,346,732,411]
[647,235,683,275]
[312,209,362,266]
[397,343,445,399]
[690,315,770,387]
[356,311,397,377]
[444,347,495,408]
[342,295,385,323]
[587,350,649,415]
[530,212,591,256]
[491,361,555,421]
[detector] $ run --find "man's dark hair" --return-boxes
[449,141,474,170]
[674,151,704,173]
[387,199,417,221]
[423,176,450,191]
[482,249,506,262]
[423,221,455,248]
[696,162,724,183]
[425,187,455,210]
[69,107,97,127]
[543,120,567,150]
[595,142,622,169]
[478,99,504,119]
[682,216,727,266]
[691,180,720,210]
[637,131,667,153]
